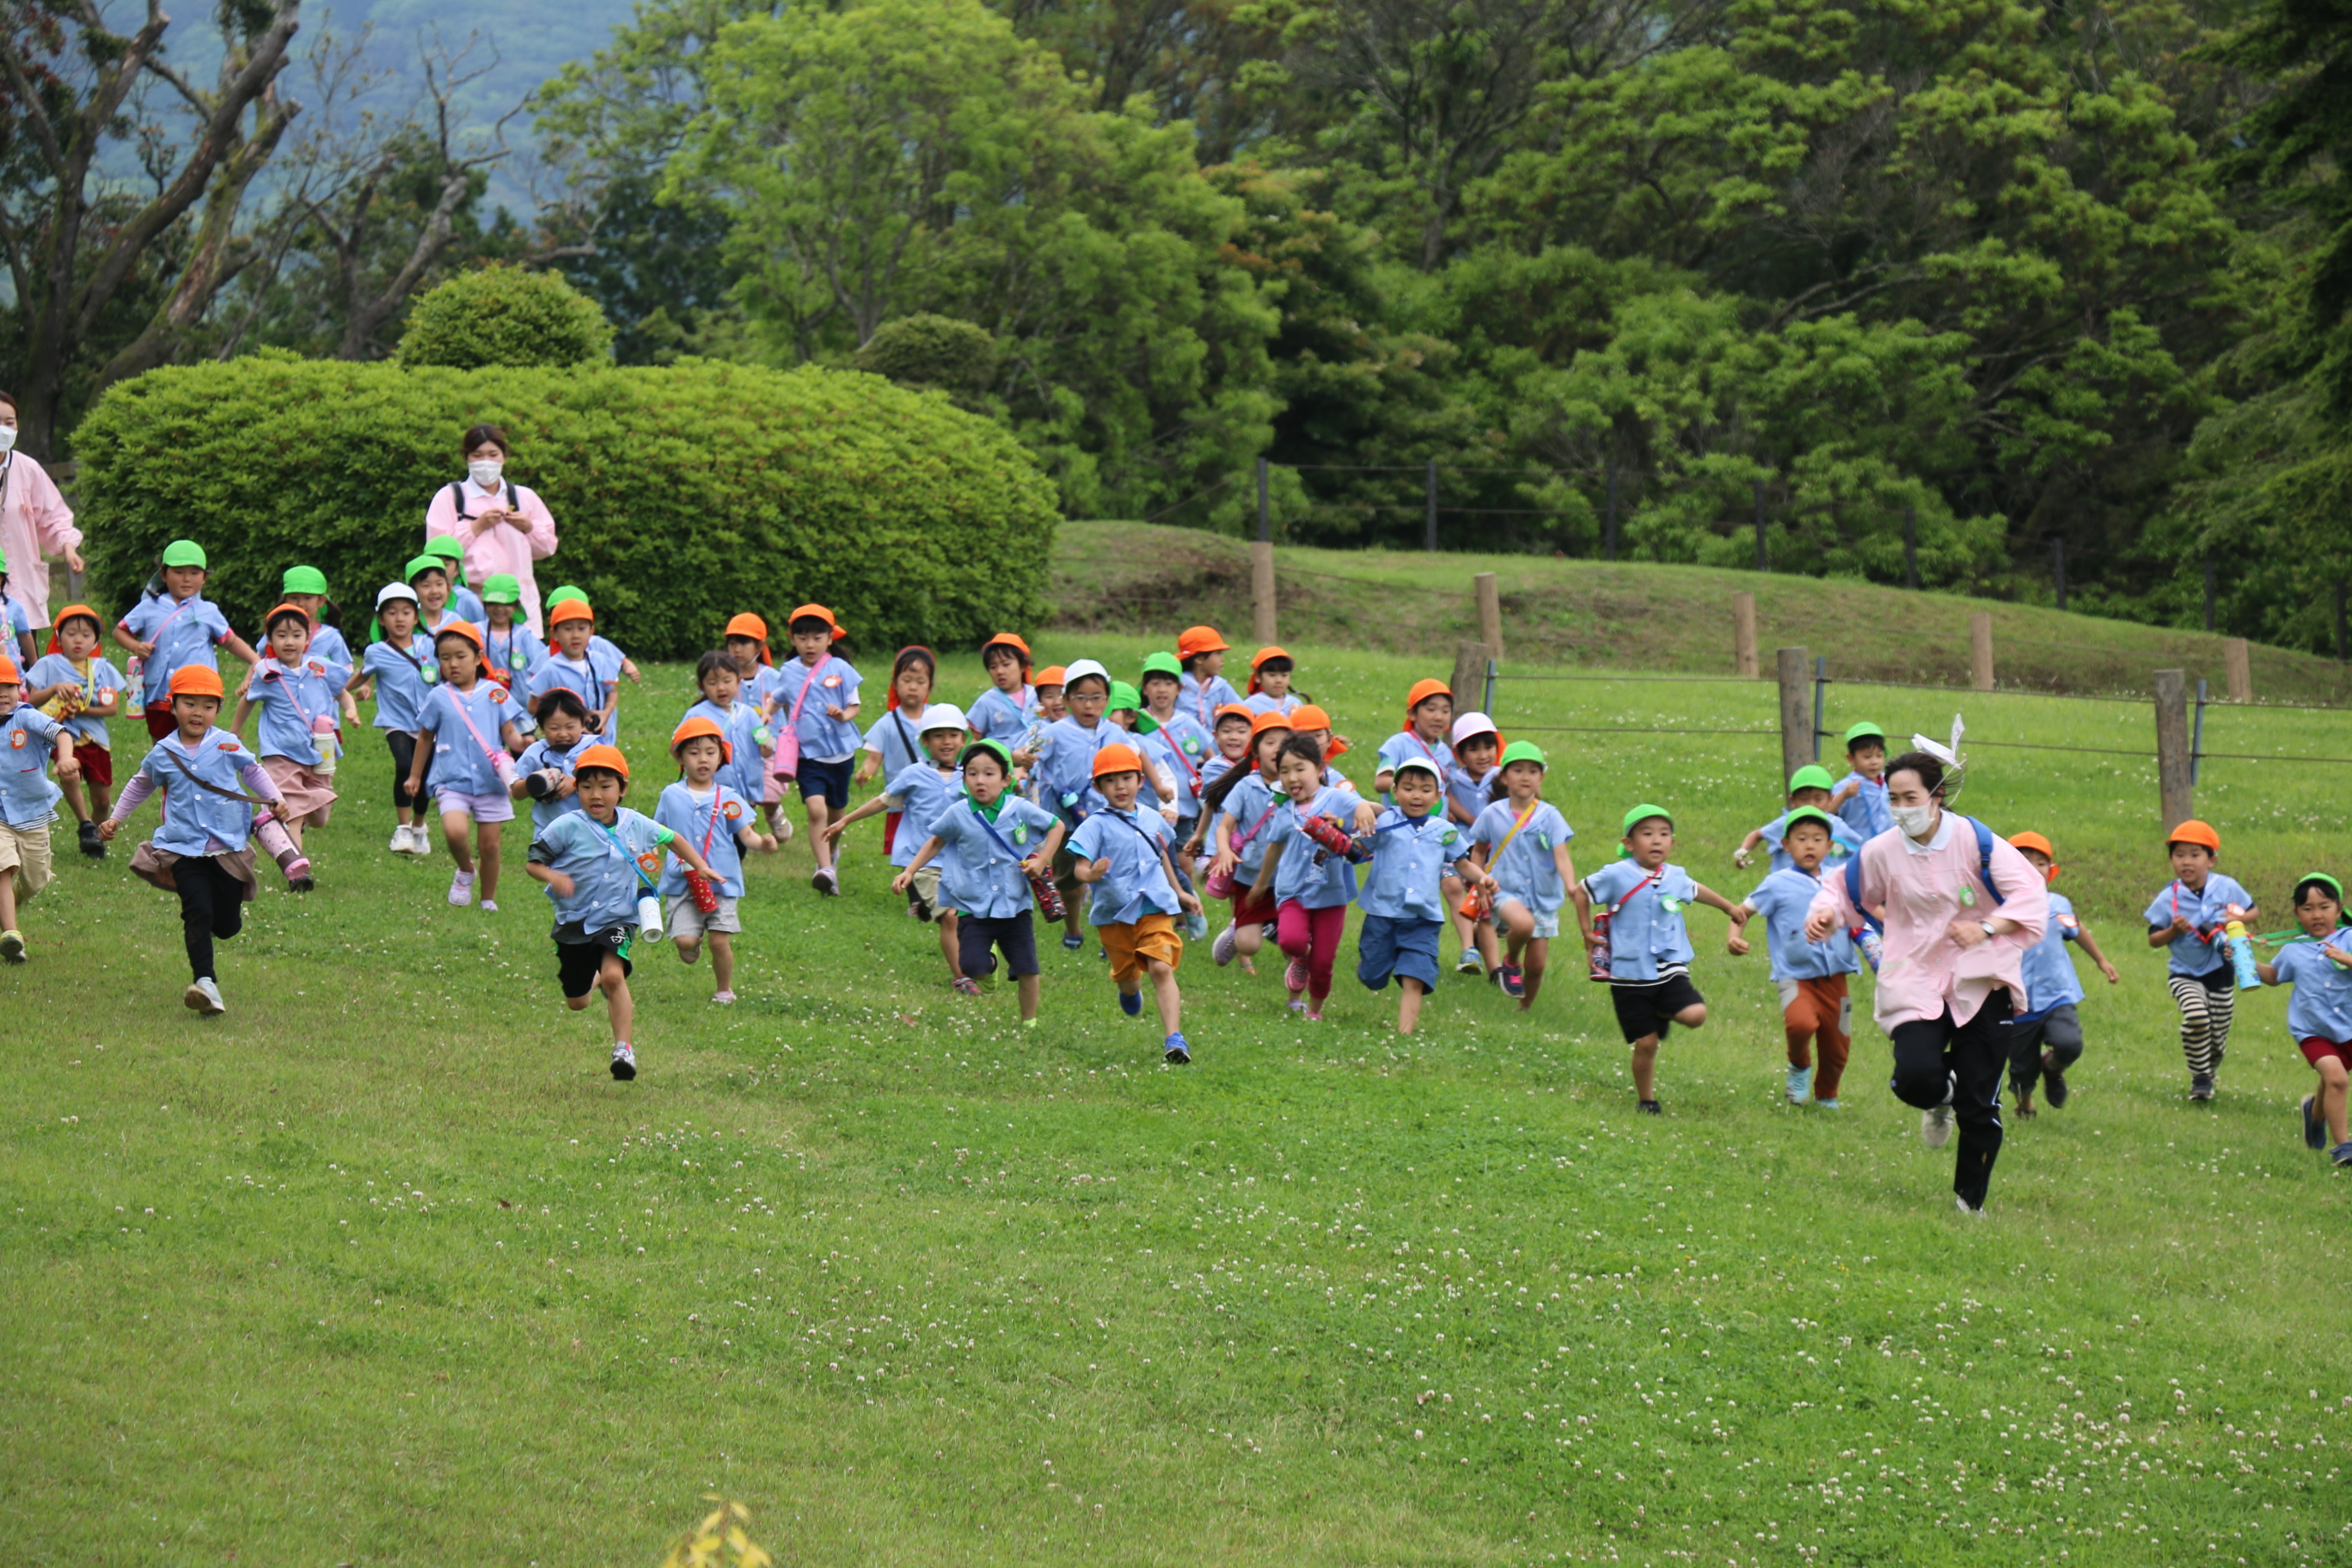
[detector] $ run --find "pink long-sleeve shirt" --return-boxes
[0,452,82,629]
[423,478,558,634]
[1808,812,2048,1030]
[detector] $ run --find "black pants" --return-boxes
[1889,989,2012,1210]
[959,910,1040,979]
[386,730,420,812]
[175,856,245,981]
[2003,1002,2083,1094]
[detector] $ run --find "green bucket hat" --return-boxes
[281,564,329,596]
[1781,806,1839,837]
[959,738,1014,774]
[404,554,449,583]
[1787,763,1836,793]
[1843,720,1887,747]
[1106,680,1158,733]
[161,539,207,569]
[1498,739,1547,771]
[1621,802,1673,836]
[481,573,522,605]
[2296,872,2345,904]
[1139,652,1183,683]
[424,535,467,563]
[548,583,585,604]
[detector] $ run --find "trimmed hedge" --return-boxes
[397,265,616,370]
[74,353,1059,660]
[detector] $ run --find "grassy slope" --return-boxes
[5,638,2352,1565]
[1052,521,2352,703]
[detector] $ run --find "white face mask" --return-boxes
[1890,801,1938,839]
[468,458,503,488]
[0,426,16,456]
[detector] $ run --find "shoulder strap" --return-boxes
[505,481,519,511]
[448,481,469,519]
[1967,815,2005,907]
[787,656,828,725]
[157,744,270,806]
[968,800,1030,862]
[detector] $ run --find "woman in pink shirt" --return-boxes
[1806,750,2047,1214]
[423,423,558,635]
[0,390,86,631]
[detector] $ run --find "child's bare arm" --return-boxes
[405,731,438,797]
[668,836,716,879]
[2073,924,2120,980]
[231,695,254,735]
[2257,960,2282,985]
[825,793,893,838]
[222,631,261,667]
[113,622,151,658]
[899,834,946,876]
[1693,882,1748,923]
[1828,780,1859,807]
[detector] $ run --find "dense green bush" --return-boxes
[396,265,617,370]
[853,315,997,394]
[73,352,1058,660]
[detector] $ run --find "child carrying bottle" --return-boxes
[765,603,862,896]
[854,645,939,855]
[657,716,778,1005]
[900,738,1069,1025]
[1466,742,1581,1005]
[1580,804,1747,1114]
[99,667,283,1014]
[1201,710,1293,972]
[231,603,349,873]
[0,654,78,962]
[2257,873,2352,1166]
[1245,647,1302,717]
[969,633,1038,746]
[353,582,437,855]
[1357,756,1482,1033]
[524,744,719,1081]
[27,603,124,859]
[1446,711,1503,975]
[113,539,259,741]
[1246,733,1376,1020]
[2143,818,2257,1102]
[1730,806,1858,1107]
[829,704,975,990]
[2004,830,2119,1117]
[1069,741,1202,1061]
[511,689,596,833]
[684,651,775,833]
[406,622,526,911]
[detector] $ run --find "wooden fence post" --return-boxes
[1474,572,1504,662]
[2154,668,2195,831]
[2223,637,2252,704]
[1449,641,1491,719]
[1969,611,1994,692]
[1732,592,1759,680]
[1250,541,1277,645]
[1777,646,1812,786]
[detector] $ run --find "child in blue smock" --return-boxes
[526,595,626,744]
[1069,740,1200,1061]
[2142,818,2256,1102]
[355,582,438,856]
[113,538,258,740]
[2258,873,2352,1166]
[1827,721,1893,841]
[407,622,525,912]
[684,651,774,823]
[1731,806,1859,1108]
[232,602,350,860]
[1444,711,1504,976]
[1466,741,1579,1007]
[481,574,546,706]
[2003,831,2119,1117]
[1580,801,1746,1115]
[1246,733,1372,1021]
[968,633,1038,746]
[830,703,972,989]
[901,738,1068,1024]
[1357,756,1481,1033]
[26,603,124,857]
[657,715,777,1007]
[766,604,862,896]
[511,689,596,834]
[0,652,78,961]
[1736,764,1863,873]
[1033,658,1119,947]
[1177,627,1242,729]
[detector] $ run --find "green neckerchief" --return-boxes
[971,793,1007,822]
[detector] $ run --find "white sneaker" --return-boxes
[389,825,412,853]
[404,824,432,854]
[183,977,226,1016]
[447,869,475,907]
[1920,1103,1954,1148]
[1212,923,1239,967]
[609,1043,638,1081]
[1955,1196,1983,1217]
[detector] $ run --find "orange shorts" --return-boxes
[1100,914,1183,985]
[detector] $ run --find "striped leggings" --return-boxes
[2167,972,2236,1078]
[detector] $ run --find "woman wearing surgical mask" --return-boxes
[422,422,559,636]
[1801,750,2049,1216]
[0,389,86,638]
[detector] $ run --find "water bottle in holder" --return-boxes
[1853,925,1885,972]
[310,714,339,778]
[1587,909,1612,982]
[2223,905,2262,989]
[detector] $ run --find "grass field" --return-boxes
[6,632,2352,1565]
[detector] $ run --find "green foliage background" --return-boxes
[396,266,617,370]
[70,352,1058,658]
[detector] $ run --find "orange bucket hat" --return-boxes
[1176,625,1229,659]
[43,603,104,654]
[574,743,629,781]
[547,596,594,626]
[671,714,732,763]
[432,619,485,652]
[1289,703,1331,732]
[2008,830,2059,881]
[2166,819,2220,853]
[1034,665,1069,689]
[1403,677,1453,727]
[262,600,312,628]
[788,603,836,629]
[1091,741,1146,780]
[1214,702,1254,726]
[1248,709,1294,740]
[168,666,224,699]
[0,657,21,685]
[725,613,775,665]
[1247,645,1291,695]
[982,631,1032,662]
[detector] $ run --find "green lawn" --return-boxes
[4,635,2350,1565]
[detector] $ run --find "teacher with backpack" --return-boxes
[424,423,557,634]
[1804,749,2047,1216]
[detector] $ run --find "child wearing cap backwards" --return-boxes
[480,575,545,698]
[1245,647,1302,717]
[969,633,1038,746]
[2003,831,2118,1118]
[99,666,283,1014]
[28,603,124,859]
[1827,721,1895,841]
[2256,873,2352,1166]
[0,652,78,959]
[684,651,776,830]
[524,744,720,1081]
[1248,733,1380,1020]
[1200,709,1293,973]
[1463,741,1581,1004]
[511,689,596,833]
[1032,658,1119,947]
[353,582,438,854]
[766,604,862,896]
[829,703,975,989]
[1357,756,1484,1033]
[1445,711,1503,975]
[1580,803,1746,1113]
[854,646,939,854]
[113,540,260,741]
[1069,740,1202,1061]
[230,603,349,867]
[899,739,1068,1024]
[1734,766,1864,873]
[1176,626,1242,728]
[420,535,487,624]
[2144,818,2257,1102]
[658,716,778,1006]
[405,621,526,911]
[527,596,624,746]
[1729,806,1858,1107]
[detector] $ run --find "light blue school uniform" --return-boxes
[932,795,1058,919]
[1144,712,1215,819]
[770,655,863,759]
[513,732,594,833]
[131,730,266,854]
[967,685,1036,746]
[1755,808,1863,874]
[27,652,125,750]
[524,648,625,735]
[1743,866,1858,982]
[2274,928,2352,1044]
[0,705,66,825]
[1266,785,1363,910]
[1468,799,1573,917]
[1220,770,1285,879]
[654,781,756,898]
[533,807,672,932]
[2012,888,2086,1017]
[1359,807,1468,923]
[1376,729,1454,787]
[363,635,436,731]
[3,597,29,645]
[246,656,351,766]
[1445,763,1493,826]
[1069,806,1181,926]
[482,622,545,687]
[1245,690,1301,717]
[2142,873,2257,977]
[1179,671,1241,728]
[1200,752,1244,794]
[419,681,520,794]
[1584,858,1700,982]
[1033,714,1118,824]
[119,592,234,707]
[883,760,964,867]
[449,583,487,625]
[862,707,930,783]
[1834,770,1894,840]
[306,624,354,668]
[685,696,768,806]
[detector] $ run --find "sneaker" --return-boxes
[1920,1103,1954,1148]
[1212,923,1239,967]
[2043,1063,2070,1109]
[1304,1009,1324,1022]
[0,929,22,964]
[1455,955,1484,977]
[1118,989,1142,1017]
[2306,1096,2329,1151]
[1637,1099,1662,1116]
[812,867,839,897]
[479,899,497,914]
[1785,1064,1813,1105]
[1288,995,1307,1014]
[1955,1197,1983,1217]
[389,825,412,853]
[1814,1098,1842,1111]
[1062,932,1085,952]
[1260,922,1278,940]
[404,824,433,855]
[2335,1141,2352,1168]
[953,977,983,998]
[1497,963,1525,998]
[184,977,225,1016]
[1284,958,1309,993]
[2190,1074,2216,1102]
[1020,1016,1039,1029]
[447,869,475,907]
[78,819,104,858]
[1164,1032,1191,1064]
[713,989,738,1005]
[609,1043,638,1081]
[911,895,934,923]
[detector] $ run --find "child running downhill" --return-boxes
[1583,803,1747,1114]
[899,739,1069,1026]
[2143,818,2256,1102]
[656,716,777,1006]
[26,604,123,859]
[1467,742,1581,1007]
[2258,873,2352,1167]
[1357,756,1483,1033]
[1731,806,1858,1107]
[2004,831,2119,1118]
[1069,741,1202,1062]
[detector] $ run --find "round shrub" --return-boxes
[74,356,1058,659]
[397,265,616,370]
[854,314,997,393]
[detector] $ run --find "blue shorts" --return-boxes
[1357,913,1442,992]
[796,755,852,808]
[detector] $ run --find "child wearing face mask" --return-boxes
[425,422,558,634]
[230,603,349,873]
[27,603,124,858]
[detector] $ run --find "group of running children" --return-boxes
[6,545,2351,1158]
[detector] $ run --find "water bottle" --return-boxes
[1853,925,1885,972]
[1587,910,1612,983]
[2225,919,2262,989]
[125,653,143,697]
[636,893,665,945]
[310,714,338,778]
